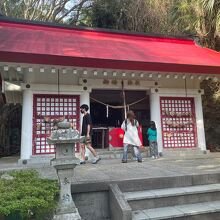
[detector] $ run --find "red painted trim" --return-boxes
[1,51,220,75]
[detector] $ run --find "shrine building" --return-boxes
[0,17,220,163]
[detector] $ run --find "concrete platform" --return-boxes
[1,152,220,183]
[1,153,220,220]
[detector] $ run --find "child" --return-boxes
[147,121,158,159]
[121,110,142,163]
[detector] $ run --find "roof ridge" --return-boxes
[0,16,195,43]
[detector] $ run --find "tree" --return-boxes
[81,0,132,29]
[170,0,220,49]
[0,0,90,23]
[170,0,198,35]
[126,0,171,33]
[199,0,220,48]
[0,0,3,16]
[0,104,22,157]
[81,0,178,34]
[200,79,220,151]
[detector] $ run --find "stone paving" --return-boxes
[2,153,219,220]
[1,153,220,183]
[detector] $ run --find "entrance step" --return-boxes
[96,148,212,161]
[127,183,220,219]
[108,174,220,220]
[163,148,209,158]
[96,147,150,160]
[132,201,220,220]
[124,183,220,210]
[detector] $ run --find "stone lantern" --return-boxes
[47,121,84,220]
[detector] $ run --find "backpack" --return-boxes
[125,119,138,131]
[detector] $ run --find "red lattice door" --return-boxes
[33,94,80,155]
[160,97,197,148]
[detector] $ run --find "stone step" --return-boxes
[91,147,149,159]
[125,183,220,210]
[162,148,209,157]
[118,173,220,193]
[132,201,220,220]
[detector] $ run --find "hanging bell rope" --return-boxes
[121,80,127,120]
[90,96,147,109]
[127,96,147,108]
[57,69,60,95]
[184,77,188,97]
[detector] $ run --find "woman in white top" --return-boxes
[121,110,142,163]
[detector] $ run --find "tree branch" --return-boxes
[56,0,88,22]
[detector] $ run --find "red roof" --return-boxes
[0,19,220,74]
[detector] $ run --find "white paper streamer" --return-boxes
[106,105,109,118]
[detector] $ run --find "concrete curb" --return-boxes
[109,184,132,220]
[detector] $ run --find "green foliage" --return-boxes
[0,0,26,18]
[170,0,198,35]
[0,104,22,157]
[0,0,91,23]
[199,0,220,14]
[82,0,132,29]
[200,80,220,150]
[0,170,59,220]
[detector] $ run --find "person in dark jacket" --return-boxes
[80,104,101,164]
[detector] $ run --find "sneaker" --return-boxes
[137,159,142,163]
[151,156,155,159]
[80,160,86,165]
[121,159,127,163]
[92,156,101,164]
